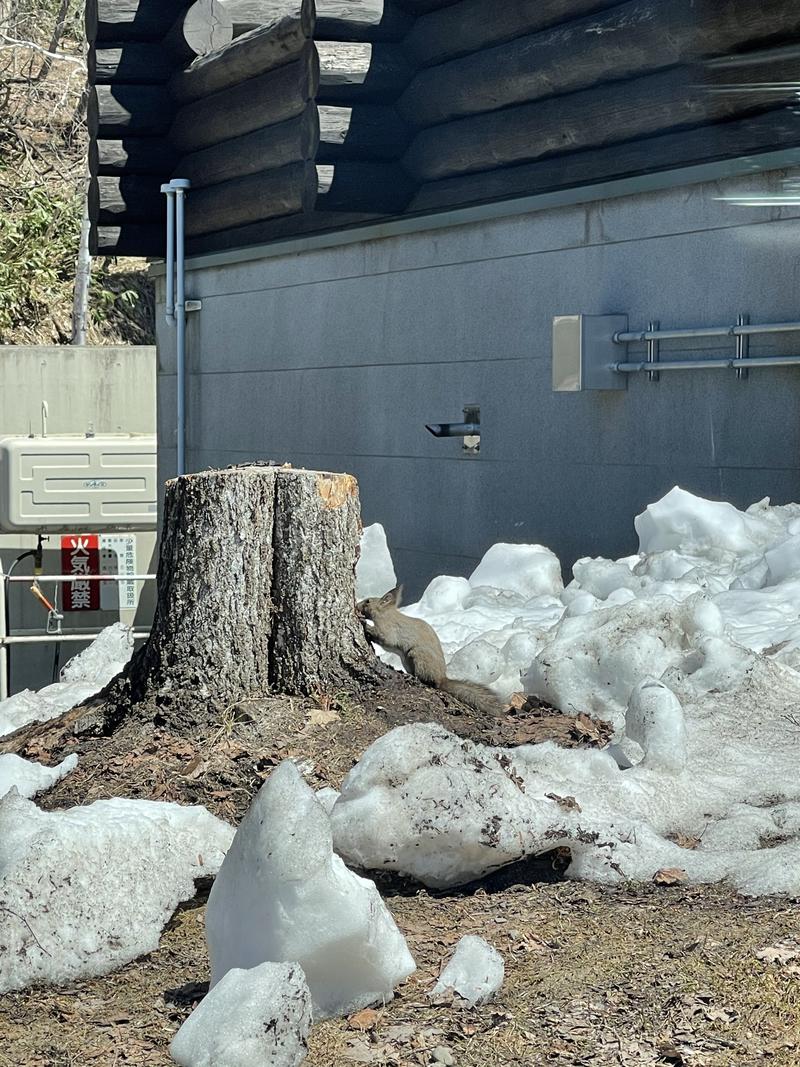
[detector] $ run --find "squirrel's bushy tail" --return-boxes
[440,678,505,717]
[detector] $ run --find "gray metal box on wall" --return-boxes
[552,314,629,391]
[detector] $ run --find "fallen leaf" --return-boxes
[306,705,340,727]
[667,832,701,850]
[755,940,800,966]
[653,867,688,886]
[347,1007,381,1031]
[545,792,582,813]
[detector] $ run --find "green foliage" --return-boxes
[0,185,81,338]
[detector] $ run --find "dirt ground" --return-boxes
[1,677,799,1067]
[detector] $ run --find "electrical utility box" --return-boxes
[0,434,157,533]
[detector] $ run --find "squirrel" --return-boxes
[357,585,505,717]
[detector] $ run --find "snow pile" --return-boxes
[0,623,134,738]
[380,487,800,706]
[431,936,504,1007]
[0,790,234,993]
[331,656,800,897]
[0,752,78,799]
[356,523,397,599]
[330,724,574,888]
[206,760,416,1019]
[170,962,312,1067]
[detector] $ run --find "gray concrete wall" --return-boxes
[156,170,800,598]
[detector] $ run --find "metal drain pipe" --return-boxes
[161,178,191,476]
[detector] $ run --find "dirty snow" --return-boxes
[0,751,78,799]
[0,622,134,738]
[170,961,312,1067]
[206,760,416,1019]
[431,935,505,1007]
[0,790,234,993]
[333,487,800,897]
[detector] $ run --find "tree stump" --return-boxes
[127,465,385,707]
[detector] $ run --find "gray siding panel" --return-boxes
[157,169,800,596]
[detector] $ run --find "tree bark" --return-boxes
[71,174,92,346]
[127,466,384,706]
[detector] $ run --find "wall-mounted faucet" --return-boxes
[425,405,481,453]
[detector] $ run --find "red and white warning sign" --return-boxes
[60,534,100,612]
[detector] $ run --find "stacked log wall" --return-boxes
[87,0,234,255]
[87,0,800,257]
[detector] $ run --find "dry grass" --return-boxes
[2,881,798,1067]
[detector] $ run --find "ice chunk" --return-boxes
[356,524,397,600]
[764,535,800,585]
[331,724,580,888]
[0,791,233,993]
[0,623,135,738]
[0,752,78,799]
[205,761,416,1019]
[431,935,504,1007]
[60,622,133,685]
[469,543,563,599]
[625,679,686,773]
[170,962,312,1067]
[315,786,340,815]
[635,486,773,556]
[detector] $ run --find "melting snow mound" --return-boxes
[170,962,312,1067]
[0,791,234,993]
[0,752,78,800]
[0,623,134,739]
[331,657,800,898]
[205,760,416,1019]
[431,935,505,1007]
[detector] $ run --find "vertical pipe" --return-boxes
[161,183,176,325]
[0,570,8,702]
[172,178,191,477]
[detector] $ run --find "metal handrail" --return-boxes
[613,319,800,344]
[0,572,157,701]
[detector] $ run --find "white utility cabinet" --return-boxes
[0,434,157,533]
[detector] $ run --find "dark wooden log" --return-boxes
[403,61,800,182]
[186,208,377,253]
[90,222,164,256]
[90,174,165,223]
[124,467,384,702]
[318,104,412,161]
[410,108,800,212]
[89,43,174,83]
[317,41,412,103]
[89,136,178,175]
[87,84,174,138]
[86,0,200,43]
[218,0,412,41]
[177,106,318,188]
[163,0,233,61]
[406,0,622,67]
[401,0,800,128]
[184,161,316,235]
[316,161,414,212]
[395,0,457,9]
[170,1,312,102]
[170,46,318,152]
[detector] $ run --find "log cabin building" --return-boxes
[88,0,800,591]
